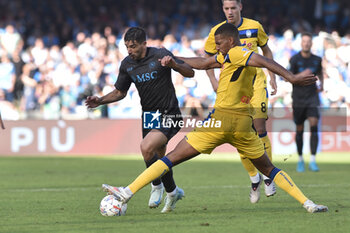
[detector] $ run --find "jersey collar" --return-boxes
[236,17,243,28]
[226,17,243,28]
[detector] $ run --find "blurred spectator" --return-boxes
[0,89,19,120]
[20,59,38,117]
[0,24,23,58]
[0,54,16,102]
[11,49,25,102]
[31,38,49,67]
[323,0,340,31]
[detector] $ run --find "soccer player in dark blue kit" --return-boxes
[289,32,324,172]
[85,27,194,213]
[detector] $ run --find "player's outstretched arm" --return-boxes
[176,56,221,70]
[85,89,127,109]
[158,56,194,77]
[247,53,317,86]
[261,45,277,95]
[204,53,218,92]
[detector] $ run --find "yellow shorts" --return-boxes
[185,109,265,159]
[251,87,268,120]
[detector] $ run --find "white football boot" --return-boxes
[264,179,276,197]
[303,200,328,213]
[148,184,164,208]
[249,174,262,203]
[102,184,131,203]
[161,187,185,213]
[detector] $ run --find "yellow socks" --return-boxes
[129,159,170,194]
[273,170,308,204]
[240,156,258,177]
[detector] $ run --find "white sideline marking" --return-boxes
[2,183,348,193]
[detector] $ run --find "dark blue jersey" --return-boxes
[289,52,322,106]
[115,47,181,112]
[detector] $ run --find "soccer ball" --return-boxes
[100,195,127,216]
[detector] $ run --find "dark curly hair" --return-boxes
[124,27,147,44]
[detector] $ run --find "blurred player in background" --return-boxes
[204,0,277,203]
[0,111,5,129]
[86,27,194,213]
[289,32,324,172]
[102,23,327,214]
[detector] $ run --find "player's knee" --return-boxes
[310,125,318,133]
[253,118,267,134]
[254,126,266,136]
[140,141,154,160]
[254,124,267,135]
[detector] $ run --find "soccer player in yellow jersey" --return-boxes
[102,23,328,214]
[205,0,277,203]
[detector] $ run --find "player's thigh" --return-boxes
[306,106,320,126]
[251,88,268,120]
[293,105,307,125]
[167,138,201,166]
[229,116,265,159]
[186,129,226,155]
[185,109,229,154]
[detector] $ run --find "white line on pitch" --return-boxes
[2,183,348,193]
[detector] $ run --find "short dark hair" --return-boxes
[222,0,241,4]
[214,23,239,39]
[301,32,312,38]
[124,27,146,44]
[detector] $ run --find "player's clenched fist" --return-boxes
[85,96,101,109]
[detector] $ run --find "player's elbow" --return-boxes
[179,68,194,78]
[114,89,127,100]
[120,91,127,99]
[187,69,195,77]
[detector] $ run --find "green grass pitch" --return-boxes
[0,153,349,233]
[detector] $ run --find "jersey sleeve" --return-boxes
[204,27,217,56]
[215,53,225,65]
[159,48,184,64]
[227,47,254,66]
[159,47,173,57]
[114,60,132,91]
[257,22,269,47]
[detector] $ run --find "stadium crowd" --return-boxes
[0,0,350,120]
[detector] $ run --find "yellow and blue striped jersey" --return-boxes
[205,18,268,89]
[214,46,257,116]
